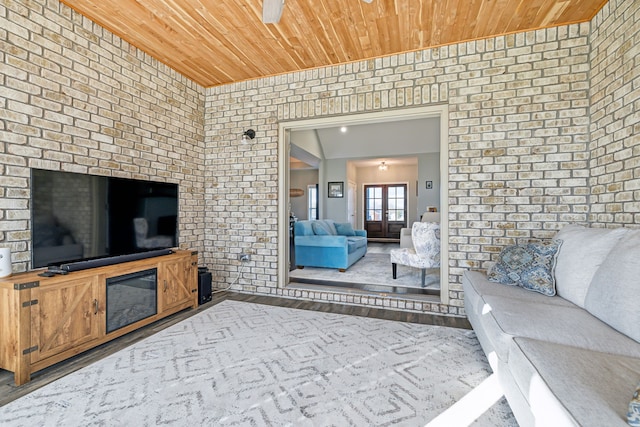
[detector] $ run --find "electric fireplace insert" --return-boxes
[106,268,158,333]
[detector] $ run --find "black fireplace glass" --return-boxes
[106,268,157,333]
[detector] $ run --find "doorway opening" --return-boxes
[278,105,449,304]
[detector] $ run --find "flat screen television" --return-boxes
[31,168,179,269]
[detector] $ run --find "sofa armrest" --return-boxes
[295,235,348,248]
[355,229,367,237]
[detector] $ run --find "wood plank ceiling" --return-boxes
[60,0,608,88]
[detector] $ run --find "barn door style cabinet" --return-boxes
[0,250,198,385]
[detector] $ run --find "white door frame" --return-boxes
[278,105,450,304]
[347,180,357,228]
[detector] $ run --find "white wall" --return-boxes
[289,170,319,220]
[321,160,431,228]
[417,153,441,215]
[323,159,348,221]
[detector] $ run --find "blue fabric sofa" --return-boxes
[294,220,367,271]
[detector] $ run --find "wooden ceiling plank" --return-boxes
[540,1,571,27]
[151,1,268,71]
[290,0,346,65]
[440,0,460,46]
[473,0,499,39]
[355,0,385,57]
[329,0,374,61]
[59,0,608,87]
[386,1,402,53]
[155,0,278,81]
[418,0,435,48]
[316,0,363,63]
[517,0,550,31]
[485,0,519,36]
[561,0,610,22]
[304,0,349,63]
[457,0,482,42]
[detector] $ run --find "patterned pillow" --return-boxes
[629,382,640,427]
[488,240,562,296]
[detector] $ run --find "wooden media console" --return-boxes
[0,249,198,385]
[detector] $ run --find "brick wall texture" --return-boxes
[589,0,640,225]
[2,0,638,316]
[1,0,206,272]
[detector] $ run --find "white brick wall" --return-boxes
[589,0,640,226]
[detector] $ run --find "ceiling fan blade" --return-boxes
[263,0,285,24]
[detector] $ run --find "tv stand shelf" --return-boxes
[0,249,198,385]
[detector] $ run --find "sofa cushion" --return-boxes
[488,240,561,296]
[346,236,367,253]
[335,222,356,236]
[508,338,639,427]
[553,224,628,308]
[463,270,575,319]
[311,220,337,236]
[346,236,366,248]
[477,294,640,361]
[585,230,640,343]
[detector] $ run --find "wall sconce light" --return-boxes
[378,161,388,171]
[241,129,256,144]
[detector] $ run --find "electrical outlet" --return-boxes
[238,253,251,262]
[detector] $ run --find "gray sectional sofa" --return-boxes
[464,224,640,427]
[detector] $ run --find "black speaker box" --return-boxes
[198,270,212,305]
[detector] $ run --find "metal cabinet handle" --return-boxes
[164,280,167,292]
[94,299,98,315]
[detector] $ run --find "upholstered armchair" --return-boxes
[133,218,174,249]
[390,221,440,286]
[399,211,440,249]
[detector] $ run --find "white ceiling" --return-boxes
[349,157,418,168]
[290,116,440,169]
[317,117,440,159]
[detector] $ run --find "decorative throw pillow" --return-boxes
[335,223,356,236]
[629,382,640,427]
[312,222,330,235]
[311,221,336,236]
[487,240,562,296]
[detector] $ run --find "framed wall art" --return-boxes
[328,182,344,198]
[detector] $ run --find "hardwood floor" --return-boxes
[0,292,470,406]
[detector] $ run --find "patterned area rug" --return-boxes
[289,253,441,290]
[0,301,517,426]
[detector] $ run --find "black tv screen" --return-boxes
[31,168,178,269]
